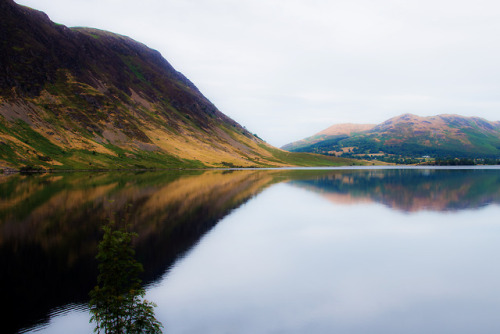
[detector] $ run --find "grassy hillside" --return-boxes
[0,0,360,170]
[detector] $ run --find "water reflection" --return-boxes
[1,167,500,333]
[289,168,500,212]
[155,182,500,334]
[1,170,279,334]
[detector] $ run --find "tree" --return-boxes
[89,223,163,333]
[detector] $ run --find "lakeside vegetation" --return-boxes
[338,153,500,166]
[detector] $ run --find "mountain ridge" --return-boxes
[317,123,376,137]
[283,113,500,159]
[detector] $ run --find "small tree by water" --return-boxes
[89,224,163,333]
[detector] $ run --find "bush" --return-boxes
[19,165,44,173]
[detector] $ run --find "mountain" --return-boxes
[282,123,375,152]
[316,123,376,137]
[0,0,355,170]
[283,113,500,159]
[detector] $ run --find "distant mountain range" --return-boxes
[283,114,500,159]
[0,0,354,170]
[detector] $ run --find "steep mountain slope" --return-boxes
[0,0,353,170]
[283,113,500,158]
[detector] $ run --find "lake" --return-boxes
[2,167,500,333]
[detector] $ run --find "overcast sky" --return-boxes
[16,0,500,147]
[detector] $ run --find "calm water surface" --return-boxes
[2,167,500,333]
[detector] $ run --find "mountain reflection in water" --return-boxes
[290,168,500,212]
[1,170,278,334]
[1,167,499,333]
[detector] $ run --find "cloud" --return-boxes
[16,0,500,146]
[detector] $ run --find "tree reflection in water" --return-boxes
[89,221,163,333]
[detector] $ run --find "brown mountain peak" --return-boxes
[316,123,376,137]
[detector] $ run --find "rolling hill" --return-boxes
[283,113,500,159]
[0,0,356,170]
